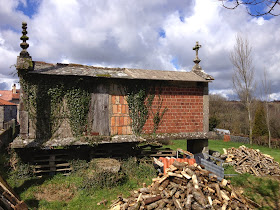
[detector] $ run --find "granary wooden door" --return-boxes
[91,84,110,135]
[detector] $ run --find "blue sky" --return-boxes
[0,0,280,100]
[16,0,38,18]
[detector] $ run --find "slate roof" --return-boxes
[30,61,214,82]
[0,98,17,106]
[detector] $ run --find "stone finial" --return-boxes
[20,22,30,58]
[192,41,202,71]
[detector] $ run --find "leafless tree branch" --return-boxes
[221,0,280,16]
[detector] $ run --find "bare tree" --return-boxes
[261,69,272,147]
[221,0,280,16]
[230,34,255,144]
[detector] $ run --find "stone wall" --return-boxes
[0,106,17,129]
[110,85,204,135]
[0,122,19,149]
[0,106,3,129]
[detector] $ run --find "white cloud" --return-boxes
[0,0,280,99]
[270,92,280,101]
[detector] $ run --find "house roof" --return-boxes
[0,90,20,101]
[30,61,214,82]
[0,98,17,106]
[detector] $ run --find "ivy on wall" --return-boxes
[151,94,168,134]
[125,83,168,136]
[126,87,154,136]
[65,87,90,136]
[20,75,91,139]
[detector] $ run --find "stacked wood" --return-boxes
[224,146,280,176]
[110,161,256,210]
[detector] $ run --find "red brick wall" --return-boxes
[111,95,131,135]
[110,86,204,135]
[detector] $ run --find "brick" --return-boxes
[119,96,124,104]
[117,105,121,113]
[121,105,126,114]
[111,117,115,127]
[118,126,122,134]
[120,117,124,125]
[111,95,116,104]
[115,117,119,126]
[111,126,117,135]
[120,126,126,134]
[112,105,117,114]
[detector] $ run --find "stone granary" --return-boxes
[12,23,214,155]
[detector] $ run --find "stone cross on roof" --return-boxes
[192,41,202,71]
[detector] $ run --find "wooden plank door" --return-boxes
[91,84,110,135]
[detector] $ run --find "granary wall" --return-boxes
[110,84,204,135]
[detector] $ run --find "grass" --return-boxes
[0,154,157,210]
[1,140,280,209]
[229,173,280,209]
[163,139,280,164]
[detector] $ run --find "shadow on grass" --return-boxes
[230,173,280,209]
[13,176,50,195]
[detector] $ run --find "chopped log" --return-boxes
[220,190,230,201]
[184,194,193,209]
[158,175,168,184]
[208,196,213,206]
[173,197,183,210]
[181,171,191,179]
[143,195,161,205]
[167,172,183,178]
[172,160,187,170]
[139,188,150,194]
[168,165,178,172]
[192,190,206,206]
[157,199,167,209]
[220,179,228,187]
[191,174,199,189]
[174,191,181,199]
[159,179,169,191]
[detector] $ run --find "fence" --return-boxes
[210,132,250,144]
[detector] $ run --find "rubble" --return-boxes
[110,161,257,209]
[223,146,280,176]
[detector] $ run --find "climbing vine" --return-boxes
[65,87,91,136]
[125,83,168,136]
[126,85,154,136]
[19,75,91,138]
[151,94,168,134]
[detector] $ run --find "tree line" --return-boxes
[209,96,280,147]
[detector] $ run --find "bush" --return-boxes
[82,170,127,190]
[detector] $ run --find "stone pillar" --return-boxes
[203,83,209,132]
[16,22,33,139]
[187,139,209,154]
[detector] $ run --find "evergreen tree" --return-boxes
[252,103,268,137]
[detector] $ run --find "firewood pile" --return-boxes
[110,161,257,210]
[223,145,280,176]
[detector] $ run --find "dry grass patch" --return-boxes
[34,183,77,202]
